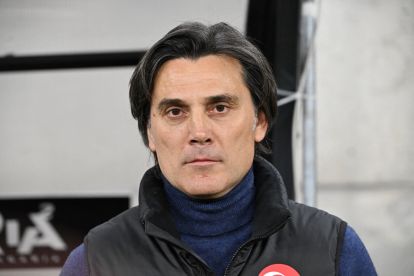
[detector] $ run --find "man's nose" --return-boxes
[188,112,212,145]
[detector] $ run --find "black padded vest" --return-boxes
[85,157,346,276]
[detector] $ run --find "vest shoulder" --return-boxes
[86,206,142,244]
[288,200,344,222]
[286,200,346,238]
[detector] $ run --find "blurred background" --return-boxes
[1,0,413,275]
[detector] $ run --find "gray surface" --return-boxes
[318,184,414,274]
[317,0,414,184]
[316,1,414,274]
[0,0,248,55]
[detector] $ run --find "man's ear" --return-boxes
[254,111,268,143]
[147,127,156,152]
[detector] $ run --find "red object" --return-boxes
[259,264,300,276]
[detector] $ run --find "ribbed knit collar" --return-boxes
[162,169,255,237]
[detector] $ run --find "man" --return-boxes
[61,22,376,275]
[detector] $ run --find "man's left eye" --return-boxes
[214,104,228,113]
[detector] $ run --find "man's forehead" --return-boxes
[154,55,243,84]
[159,54,243,71]
[151,55,248,103]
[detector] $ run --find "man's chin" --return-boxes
[184,189,227,200]
[175,178,219,198]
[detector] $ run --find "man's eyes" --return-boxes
[164,103,231,119]
[211,104,229,113]
[166,107,185,118]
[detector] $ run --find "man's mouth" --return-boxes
[185,157,220,166]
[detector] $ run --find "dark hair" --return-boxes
[129,22,277,154]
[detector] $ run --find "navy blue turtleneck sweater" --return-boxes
[162,169,255,276]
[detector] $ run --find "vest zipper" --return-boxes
[223,220,290,276]
[223,239,254,276]
[144,219,214,275]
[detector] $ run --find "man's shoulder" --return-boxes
[86,205,143,242]
[339,226,377,275]
[60,244,89,276]
[287,200,344,222]
[285,200,347,239]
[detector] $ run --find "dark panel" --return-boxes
[246,0,301,91]
[246,0,302,199]
[0,197,129,268]
[0,51,145,72]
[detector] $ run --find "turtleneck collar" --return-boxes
[162,168,255,237]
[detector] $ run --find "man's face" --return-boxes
[147,55,268,199]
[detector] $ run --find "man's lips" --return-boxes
[184,158,221,165]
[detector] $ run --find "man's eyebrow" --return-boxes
[205,93,240,105]
[157,98,187,112]
[157,94,239,112]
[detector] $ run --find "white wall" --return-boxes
[0,0,248,55]
[0,68,145,199]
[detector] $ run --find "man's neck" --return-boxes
[162,169,255,275]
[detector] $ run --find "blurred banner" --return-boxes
[0,197,129,269]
